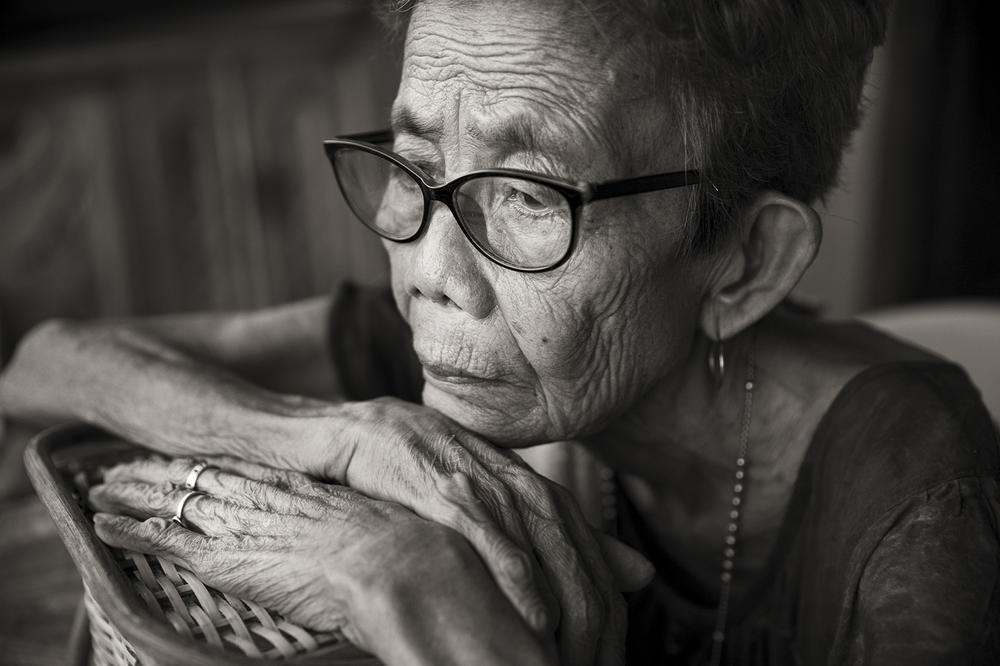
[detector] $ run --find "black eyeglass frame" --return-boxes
[323,129,701,273]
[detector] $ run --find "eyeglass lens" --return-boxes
[333,148,573,270]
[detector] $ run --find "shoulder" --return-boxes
[814,361,999,502]
[835,473,1000,664]
[801,361,999,544]
[796,362,1000,663]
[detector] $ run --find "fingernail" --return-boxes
[93,513,118,530]
[507,552,531,583]
[528,605,551,633]
[636,555,655,582]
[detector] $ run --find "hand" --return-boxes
[310,397,655,666]
[89,456,556,666]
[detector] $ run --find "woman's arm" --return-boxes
[0,296,338,426]
[0,305,651,665]
[0,302,344,473]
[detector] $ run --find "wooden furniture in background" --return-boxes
[0,5,399,663]
[0,1,400,364]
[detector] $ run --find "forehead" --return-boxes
[395,0,638,173]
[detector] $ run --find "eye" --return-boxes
[506,188,551,213]
[389,169,421,193]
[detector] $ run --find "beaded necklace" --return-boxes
[600,338,756,666]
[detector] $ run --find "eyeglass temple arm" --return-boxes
[587,170,700,202]
[335,129,394,144]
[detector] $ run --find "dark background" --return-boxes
[0,0,401,365]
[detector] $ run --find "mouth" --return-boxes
[420,361,497,385]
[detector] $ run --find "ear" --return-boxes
[699,191,821,340]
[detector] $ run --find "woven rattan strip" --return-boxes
[70,464,347,664]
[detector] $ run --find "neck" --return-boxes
[582,324,780,604]
[584,328,756,484]
[581,315,833,604]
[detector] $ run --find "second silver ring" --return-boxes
[171,489,206,529]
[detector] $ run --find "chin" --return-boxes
[421,382,550,448]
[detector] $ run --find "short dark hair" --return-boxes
[376,0,888,252]
[630,0,888,250]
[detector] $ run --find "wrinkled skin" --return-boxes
[390,0,708,446]
[89,456,557,666]
[327,396,655,664]
[10,1,718,664]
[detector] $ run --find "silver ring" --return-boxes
[182,461,217,491]
[171,490,205,529]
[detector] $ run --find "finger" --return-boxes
[89,481,278,536]
[515,479,629,666]
[103,455,318,494]
[598,590,627,666]
[443,436,560,632]
[529,519,603,666]
[551,493,626,666]
[103,456,197,486]
[94,513,208,570]
[591,530,655,592]
[104,455,327,509]
[198,456,319,491]
[550,494,627,666]
[190,467,339,515]
[425,469,555,636]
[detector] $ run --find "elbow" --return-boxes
[22,317,79,346]
[12,317,89,363]
[0,317,93,420]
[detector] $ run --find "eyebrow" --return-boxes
[390,106,443,142]
[392,104,566,172]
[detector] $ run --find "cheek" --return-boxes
[496,230,703,435]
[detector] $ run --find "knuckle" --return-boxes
[154,481,176,501]
[529,483,567,523]
[245,483,272,509]
[475,477,515,519]
[432,469,478,506]
[167,458,195,480]
[141,516,169,538]
[205,499,232,524]
[490,482,516,511]
[434,496,472,531]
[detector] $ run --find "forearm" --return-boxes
[0,319,346,474]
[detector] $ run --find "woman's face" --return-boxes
[386,0,709,445]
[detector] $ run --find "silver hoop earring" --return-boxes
[707,311,725,387]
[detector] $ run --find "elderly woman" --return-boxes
[2,0,998,664]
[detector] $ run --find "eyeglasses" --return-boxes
[323,129,700,273]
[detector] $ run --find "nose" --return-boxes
[394,201,496,319]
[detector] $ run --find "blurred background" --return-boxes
[0,0,998,366]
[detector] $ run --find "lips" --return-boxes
[421,361,492,384]
[410,325,507,381]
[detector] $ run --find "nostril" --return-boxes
[409,285,453,307]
